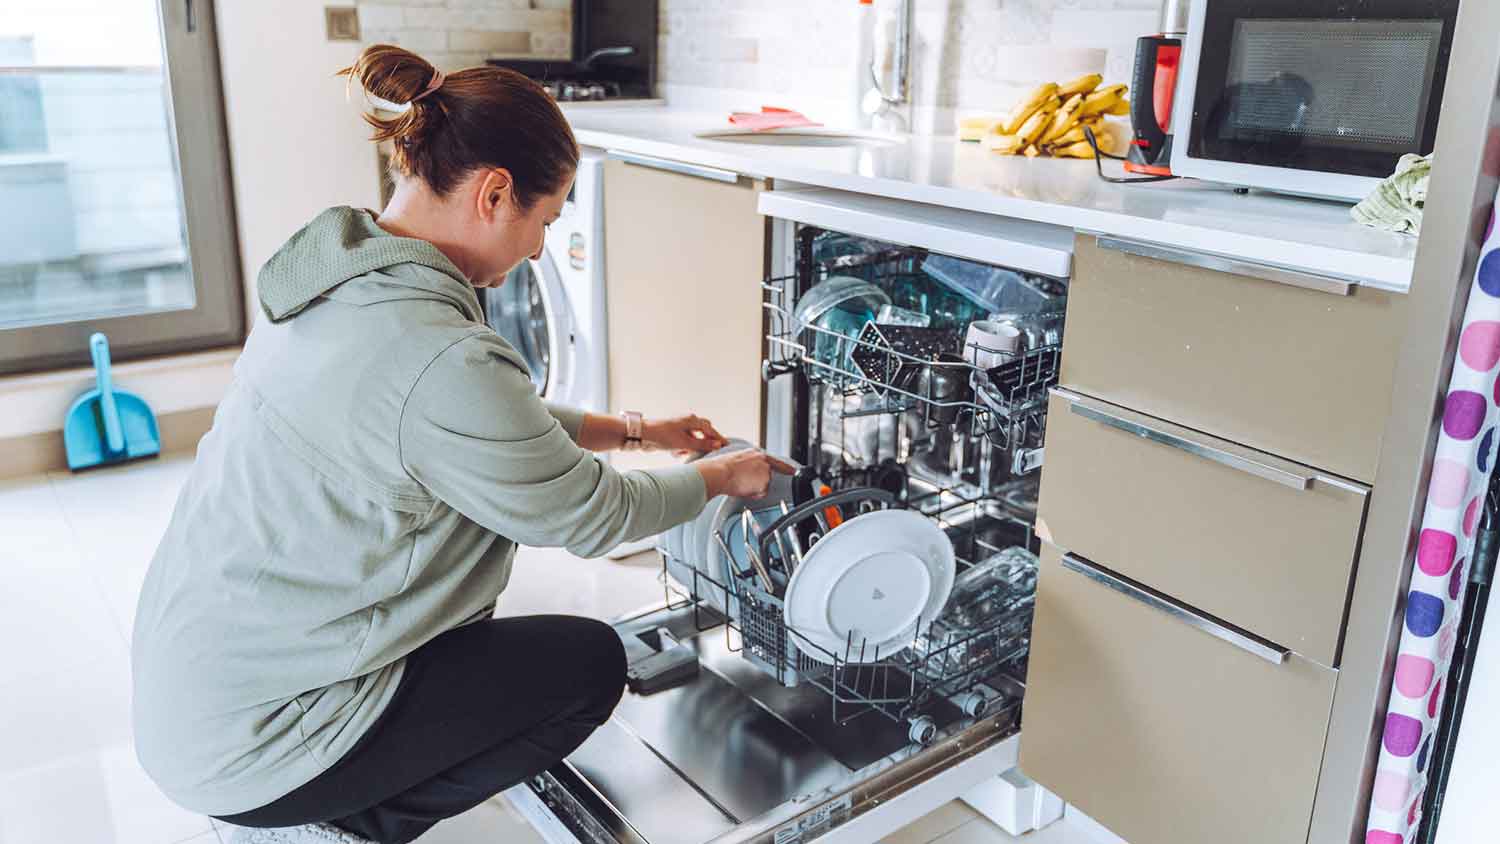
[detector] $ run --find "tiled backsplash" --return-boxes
[356,0,1160,131]
[354,0,573,72]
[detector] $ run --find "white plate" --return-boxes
[667,520,687,565]
[663,522,691,592]
[672,439,755,607]
[783,509,954,665]
[682,501,703,567]
[702,494,741,586]
[688,497,724,593]
[659,523,674,562]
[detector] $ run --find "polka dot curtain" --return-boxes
[1366,194,1500,844]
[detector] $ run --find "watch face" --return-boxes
[623,412,644,446]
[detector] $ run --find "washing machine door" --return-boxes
[484,253,574,402]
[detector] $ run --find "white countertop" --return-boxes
[565,105,1418,292]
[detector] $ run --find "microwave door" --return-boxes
[1172,0,1459,201]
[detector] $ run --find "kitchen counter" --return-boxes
[565,105,1418,292]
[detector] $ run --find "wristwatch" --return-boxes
[621,411,645,451]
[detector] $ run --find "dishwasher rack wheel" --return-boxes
[908,715,938,746]
[955,691,989,719]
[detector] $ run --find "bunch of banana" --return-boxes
[958,73,1130,160]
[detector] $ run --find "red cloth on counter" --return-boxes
[727,106,822,132]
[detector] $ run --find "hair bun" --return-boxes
[336,49,578,212]
[338,44,439,146]
[341,44,434,106]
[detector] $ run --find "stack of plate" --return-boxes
[661,440,799,615]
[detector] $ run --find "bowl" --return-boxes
[793,276,891,375]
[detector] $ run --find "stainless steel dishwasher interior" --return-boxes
[520,600,1025,844]
[510,224,1060,844]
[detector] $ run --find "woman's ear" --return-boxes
[476,168,516,222]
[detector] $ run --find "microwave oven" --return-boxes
[1171,0,1460,202]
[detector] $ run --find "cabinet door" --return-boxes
[1020,545,1338,844]
[603,158,767,472]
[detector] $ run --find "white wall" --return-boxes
[355,0,573,73]
[214,0,383,312]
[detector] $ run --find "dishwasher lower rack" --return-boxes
[658,487,1035,740]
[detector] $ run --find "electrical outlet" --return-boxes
[325,6,359,42]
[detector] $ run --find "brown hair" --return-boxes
[339,44,578,210]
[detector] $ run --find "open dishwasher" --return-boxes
[506,187,1077,844]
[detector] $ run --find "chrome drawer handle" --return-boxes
[1061,553,1291,665]
[608,150,740,184]
[1093,234,1354,297]
[1060,390,1315,491]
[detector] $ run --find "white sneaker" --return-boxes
[226,822,376,844]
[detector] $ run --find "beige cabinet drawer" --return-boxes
[1020,545,1337,844]
[1039,389,1367,666]
[1060,234,1406,483]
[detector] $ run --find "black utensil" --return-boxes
[868,457,909,502]
[917,353,972,425]
[850,323,962,397]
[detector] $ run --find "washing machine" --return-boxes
[484,149,608,413]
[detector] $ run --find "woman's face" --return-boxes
[472,170,573,289]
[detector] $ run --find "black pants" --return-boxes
[216,615,627,844]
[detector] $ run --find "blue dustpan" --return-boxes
[63,333,160,471]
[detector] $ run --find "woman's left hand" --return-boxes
[645,415,729,455]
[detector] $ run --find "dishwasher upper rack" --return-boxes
[656,487,1034,740]
[760,273,1061,459]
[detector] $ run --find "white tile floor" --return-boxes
[0,450,1102,844]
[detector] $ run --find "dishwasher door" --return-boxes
[504,601,1023,844]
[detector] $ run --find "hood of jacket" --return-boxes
[256,206,481,324]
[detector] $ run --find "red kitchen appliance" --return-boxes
[1125,0,1188,176]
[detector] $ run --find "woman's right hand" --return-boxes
[695,449,796,500]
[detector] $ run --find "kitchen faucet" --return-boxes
[864,0,913,128]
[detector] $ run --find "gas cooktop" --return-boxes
[540,79,626,102]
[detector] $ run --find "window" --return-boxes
[0,0,242,375]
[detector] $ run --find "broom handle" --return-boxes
[90,333,124,454]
